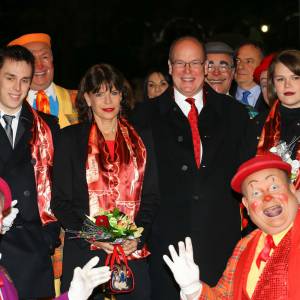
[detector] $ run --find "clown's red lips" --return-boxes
[263,205,283,217]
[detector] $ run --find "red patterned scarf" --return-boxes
[29,106,57,224]
[86,117,149,259]
[86,117,146,220]
[257,99,300,189]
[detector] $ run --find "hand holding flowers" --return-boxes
[67,208,143,255]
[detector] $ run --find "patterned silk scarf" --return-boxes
[257,99,300,189]
[86,117,146,221]
[86,117,149,259]
[29,105,57,224]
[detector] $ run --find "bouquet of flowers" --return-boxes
[269,137,300,182]
[67,208,143,244]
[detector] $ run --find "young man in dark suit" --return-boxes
[0,45,61,299]
[132,36,252,299]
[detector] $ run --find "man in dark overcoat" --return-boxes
[132,36,252,299]
[0,45,60,299]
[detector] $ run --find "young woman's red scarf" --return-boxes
[86,117,149,259]
[257,99,300,189]
[29,106,57,224]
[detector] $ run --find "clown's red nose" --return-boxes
[264,194,273,202]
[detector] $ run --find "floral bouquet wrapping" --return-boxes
[67,208,143,294]
[66,208,143,244]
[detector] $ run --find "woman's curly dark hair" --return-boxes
[76,64,129,122]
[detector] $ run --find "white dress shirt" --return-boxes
[235,85,261,107]
[174,88,203,163]
[174,88,204,117]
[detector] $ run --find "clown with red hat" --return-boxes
[163,153,300,300]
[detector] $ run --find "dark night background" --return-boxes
[0,0,299,91]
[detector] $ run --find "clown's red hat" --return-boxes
[231,153,291,193]
[253,53,275,84]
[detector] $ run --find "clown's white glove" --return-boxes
[68,256,111,300]
[2,200,19,234]
[163,237,202,296]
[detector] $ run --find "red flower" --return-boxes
[95,215,110,228]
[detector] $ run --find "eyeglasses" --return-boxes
[207,63,234,73]
[172,60,204,70]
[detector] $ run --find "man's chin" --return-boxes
[210,84,226,94]
[31,82,52,91]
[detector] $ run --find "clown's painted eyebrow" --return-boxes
[247,174,275,186]
[247,179,257,186]
[265,175,275,181]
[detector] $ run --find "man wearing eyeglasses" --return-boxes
[132,36,251,300]
[204,42,235,94]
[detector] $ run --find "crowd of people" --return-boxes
[0,31,299,300]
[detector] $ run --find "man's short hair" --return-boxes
[168,36,205,61]
[0,45,35,78]
[235,40,265,59]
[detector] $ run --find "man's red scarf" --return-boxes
[86,117,149,259]
[257,99,300,189]
[29,106,57,224]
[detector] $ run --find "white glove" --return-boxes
[163,237,202,296]
[68,256,111,300]
[2,200,19,234]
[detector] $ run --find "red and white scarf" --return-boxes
[86,117,147,220]
[86,117,149,259]
[29,106,57,224]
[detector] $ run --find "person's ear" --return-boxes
[242,197,249,214]
[168,60,173,75]
[230,67,235,80]
[204,60,209,76]
[289,182,296,194]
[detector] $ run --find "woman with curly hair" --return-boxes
[52,64,159,300]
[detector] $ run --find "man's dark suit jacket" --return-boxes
[0,102,60,299]
[131,84,252,300]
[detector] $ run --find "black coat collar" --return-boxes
[154,83,225,118]
[15,102,33,146]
